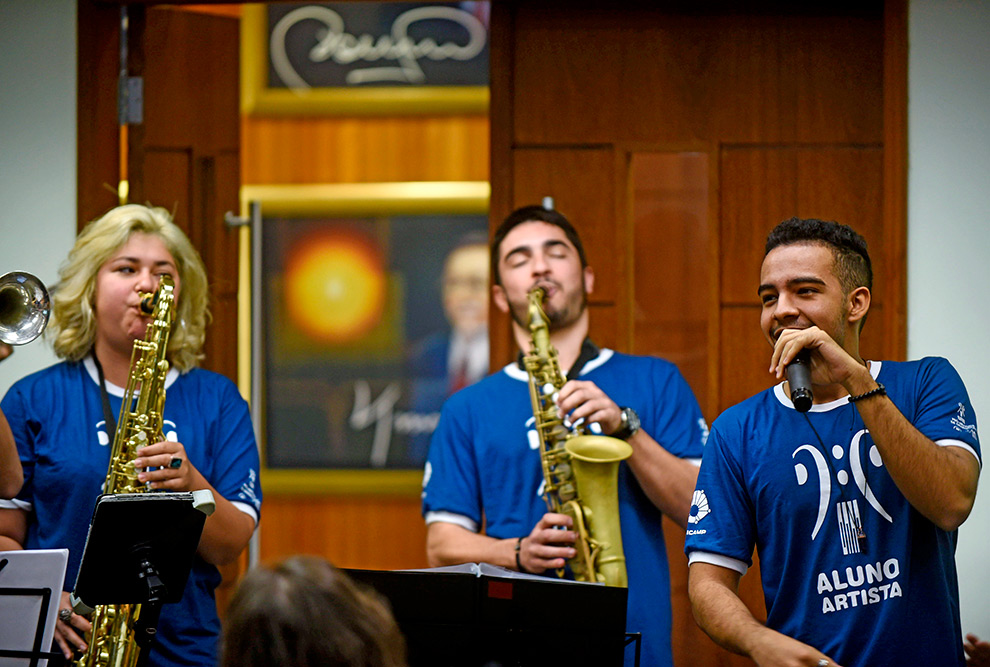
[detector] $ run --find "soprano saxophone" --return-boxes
[524,287,632,587]
[75,275,175,667]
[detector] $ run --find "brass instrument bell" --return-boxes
[0,271,51,345]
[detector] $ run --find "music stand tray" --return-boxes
[0,548,69,667]
[70,490,215,610]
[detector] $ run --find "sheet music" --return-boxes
[399,561,597,584]
[0,549,69,667]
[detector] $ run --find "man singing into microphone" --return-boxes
[685,218,981,666]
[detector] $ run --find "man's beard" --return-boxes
[509,286,587,331]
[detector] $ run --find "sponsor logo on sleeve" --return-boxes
[686,489,710,535]
[951,403,978,440]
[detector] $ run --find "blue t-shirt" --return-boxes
[1,357,262,667]
[685,358,981,666]
[422,348,708,667]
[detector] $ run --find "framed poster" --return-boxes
[242,182,490,493]
[242,2,490,115]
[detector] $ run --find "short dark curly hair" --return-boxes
[490,205,588,286]
[765,217,873,294]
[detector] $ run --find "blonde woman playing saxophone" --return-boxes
[0,204,261,667]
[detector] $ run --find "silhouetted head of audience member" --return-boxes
[221,555,407,667]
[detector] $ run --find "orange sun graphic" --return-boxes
[283,230,387,344]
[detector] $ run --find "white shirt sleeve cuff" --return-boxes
[424,511,479,533]
[0,498,31,512]
[231,500,259,525]
[937,438,982,468]
[687,550,749,575]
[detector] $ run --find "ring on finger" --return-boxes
[59,608,73,623]
[168,457,183,469]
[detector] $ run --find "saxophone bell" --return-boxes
[564,435,632,587]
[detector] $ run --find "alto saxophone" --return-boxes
[524,287,632,587]
[76,275,176,667]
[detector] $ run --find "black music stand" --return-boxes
[0,549,68,667]
[68,490,215,662]
[347,563,631,667]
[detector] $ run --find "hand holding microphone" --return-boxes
[786,349,814,412]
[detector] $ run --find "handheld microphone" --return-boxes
[786,349,814,413]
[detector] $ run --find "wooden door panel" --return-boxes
[77,0,123,228]
[587,303,619,353]
[787,13,884,144]
[139,9,239,151]
[720,148,797,304]
[140,149,193,227]
[511,148,619,304]
[721,147,884,306]
[509,3,883,146]
[630,151,712,413]
[795,148,884,248]
[720,306,774,413]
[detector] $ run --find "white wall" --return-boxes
[909,0,990,641]
[0,0,77,397]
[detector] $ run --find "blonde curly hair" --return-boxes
[47,204,210,372]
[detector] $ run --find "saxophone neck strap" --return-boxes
[517,338,600,380]
[91,351,117,434]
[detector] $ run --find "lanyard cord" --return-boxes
[800,408,870,504]
[91,351,118,434]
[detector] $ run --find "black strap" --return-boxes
[518,338,600,380]
[91,352,118,434]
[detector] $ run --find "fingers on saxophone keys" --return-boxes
[542,546,576,565]
[57,623,88,654]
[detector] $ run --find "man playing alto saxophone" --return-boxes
[421,204,708,667]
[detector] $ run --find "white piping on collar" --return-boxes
[773,360,882,412]
[83,354,181,398]
[502,348,615,382]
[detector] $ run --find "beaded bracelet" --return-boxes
[848,382,886,403]
[515,536,529,573]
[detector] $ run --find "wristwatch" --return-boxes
[613,407,641,440]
